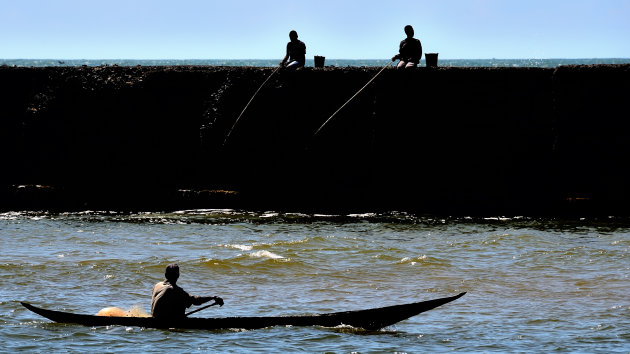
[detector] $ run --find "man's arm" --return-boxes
[415,39,423,62]
[280,43,290,66]
[192,295,223,306]
[392,40,404,61]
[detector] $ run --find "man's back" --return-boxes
[399,38,422,64]
[287,40,306,63]
[151,281,194,319]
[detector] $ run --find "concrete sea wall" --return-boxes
[1,64,629,215]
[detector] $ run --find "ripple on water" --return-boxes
[2,211,630,352]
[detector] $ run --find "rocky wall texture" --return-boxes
[1,64,629,215]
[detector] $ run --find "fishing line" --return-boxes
[223,66,280,147]
[312,60,394,138]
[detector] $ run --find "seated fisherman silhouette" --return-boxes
[392,25,423,69]
[280,30,306,69]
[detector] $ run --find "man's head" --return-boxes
[165,263,180,282]
[404,25,414,37]
[289,30,298,41]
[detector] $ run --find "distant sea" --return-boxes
[2,58,630,68]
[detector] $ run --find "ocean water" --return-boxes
[1,210,629,352]
[2,58,630,68]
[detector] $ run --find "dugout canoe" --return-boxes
[21,292,465,331]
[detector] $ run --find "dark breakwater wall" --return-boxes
[1,64,629,215]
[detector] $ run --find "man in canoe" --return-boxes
[151,263,223,319]
[280,30,306,69]
[392,25,423,69]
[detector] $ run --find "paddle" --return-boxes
[185,300,223,317]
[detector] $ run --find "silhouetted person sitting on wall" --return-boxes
[280,30,306,69]
[392,25,422,69]
[151,263,223,320]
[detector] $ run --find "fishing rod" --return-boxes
[312,60,394,138]
[222,66,280,147]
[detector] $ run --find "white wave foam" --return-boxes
[249,250,284,259]
[348,213,377,218]
[173,208,235,215]
[222,244,253,251]
[399,255,427,265]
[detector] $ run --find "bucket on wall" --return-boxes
[314,56,325,68]
[425,53,438,67]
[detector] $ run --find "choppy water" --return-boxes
[2,58,630,68]
[1,210,629,352]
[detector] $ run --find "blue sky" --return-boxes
[2,0,629,59]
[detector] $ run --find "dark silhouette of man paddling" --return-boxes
[280,30,306,69]
[151,263,223,319]
[392,25,423,69]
